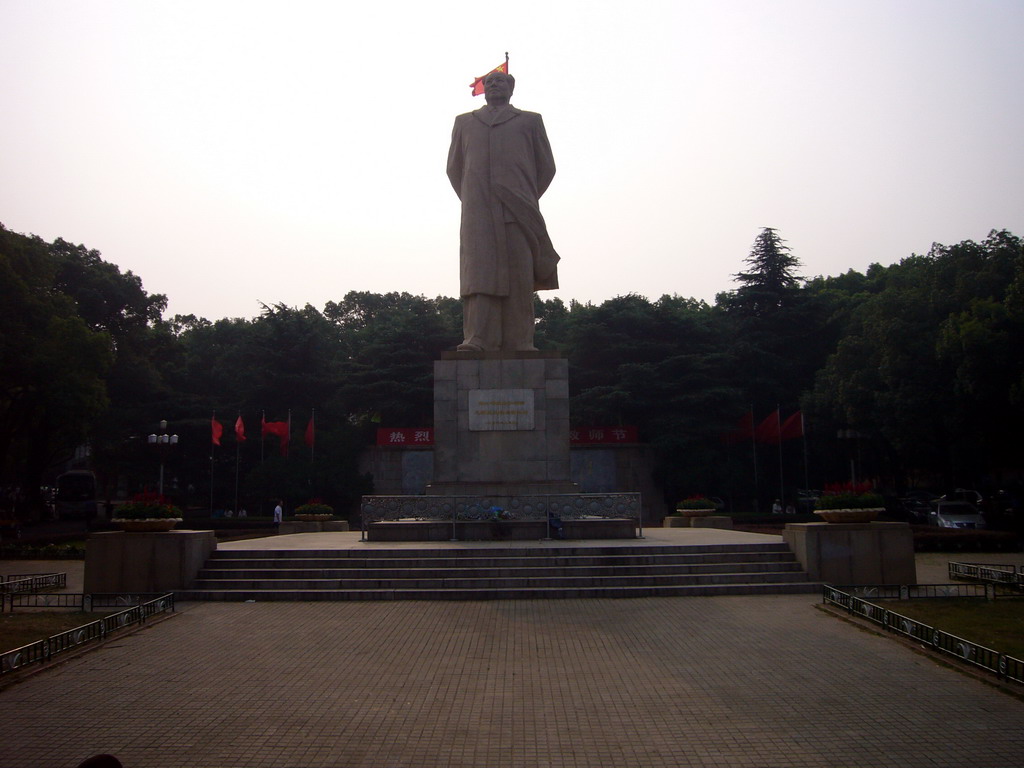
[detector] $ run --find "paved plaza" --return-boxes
[1,533,1022,767]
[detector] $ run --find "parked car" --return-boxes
[939,488,983,505]
[928,500,986,529]
[900,490,939,523]
[796,489,820,513]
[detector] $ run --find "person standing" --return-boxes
[273,499,283,524]
[447,71,559,352]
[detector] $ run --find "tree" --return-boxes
[725,227,802,316]
[326,291,461,426]
[807,230,1024,490]
[0,226,113,514]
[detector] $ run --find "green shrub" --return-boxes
[675,496,717,512]
[815,492,884,510]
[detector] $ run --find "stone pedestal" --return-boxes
[430,351,575,495]
[783,522,916,585]
[84,530,217,593]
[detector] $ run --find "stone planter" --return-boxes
[295,514,333,522]
[813,508,883,524]
[111,518,181,532]
[663,516,690,528]
[675,508,715,518]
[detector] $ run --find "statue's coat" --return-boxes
[447,105,559,297]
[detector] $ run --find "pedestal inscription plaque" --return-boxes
[468,389,535,431]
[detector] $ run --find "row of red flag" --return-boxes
[723,409,804,446]
[211,413,314,457]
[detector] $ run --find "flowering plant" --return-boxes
[112,491,182,520]
[675,495,717,512]
[814,482,884,511]
[294,499,334,517]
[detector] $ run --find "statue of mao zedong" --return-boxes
[446,71,559,352]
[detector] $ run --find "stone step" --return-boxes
[184,542,814,601]
[196,561,804,580]
[202,552,799,570]
[190,570,811,591]
[178,581,821,601]
[206,542,792,560]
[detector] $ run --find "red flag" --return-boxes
[305,417,315,448]
[779,410,804,441]
[722,411,754,445]
[235,415,246,442]
[755,409,781,444]
[262,416,290,457]
[469,60,508,96]
[211,417,223,447]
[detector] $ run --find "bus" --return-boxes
[54,470,98,520]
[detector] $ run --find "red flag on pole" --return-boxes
[211,416,223,447]
[722,411,754,445]
[305,416,315,448]
[755,409,781,444]
[262,416,290,457]
[779,410,804,441]
[235,415,246,442]
[469,55,509,96]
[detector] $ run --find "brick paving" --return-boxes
[1,594,1022,767]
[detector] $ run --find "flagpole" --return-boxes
[776,405,784,508]
[749,404,758,514]
[234,411,241,515]
[802,412,810,493]
[210,410,216,516]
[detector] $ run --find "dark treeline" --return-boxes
[2,223,1022,517]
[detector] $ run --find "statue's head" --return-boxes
[483,71,515,102]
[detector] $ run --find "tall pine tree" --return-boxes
[728,227,802,316]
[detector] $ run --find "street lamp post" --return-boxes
[147,420,179,496]
[836,429,866,487]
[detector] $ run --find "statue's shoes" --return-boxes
[456,342,484,352]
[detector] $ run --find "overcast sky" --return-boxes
[2,0,1022,321]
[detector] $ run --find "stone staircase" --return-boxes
[178,542,819,600]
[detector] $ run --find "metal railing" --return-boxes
[822,585,1023,685]
[0,593,175,676]
[949,561,1024,590]
[360,492,643,541]
[3,592,169,613]
[842,583,996,600]
[0,572,67,594]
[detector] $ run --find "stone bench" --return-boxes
[365,518,637,542]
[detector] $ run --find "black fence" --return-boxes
[3,591,171,613]
[949,561,1024,591]
[0,572,67,595]
[0,593,175,676]
[822,585,1023,686]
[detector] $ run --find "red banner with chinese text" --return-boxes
[376,428,435,446]
[570,426,638,444]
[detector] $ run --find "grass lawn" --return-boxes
[878,598,1024,659]
[1,612,110,652]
